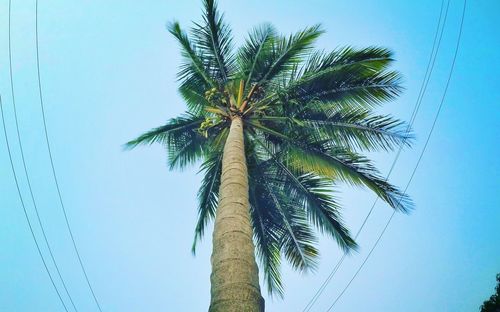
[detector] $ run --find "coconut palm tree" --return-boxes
[126,0,413,310]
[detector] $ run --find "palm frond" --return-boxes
[282,66,403,110]
[166,131,206,170]
[302,110,412,151]
[179,81,213,115]
[192,0,235,82]
[249,184,284,297]
[125,114,204,149]
[287,172,356,252]
[125,114,213,170]
[273,194,319,271]
[237,24,277,87]
[245,140,285,296]
[302,46,394,76]
[192,151,223,254]
[257,107,413,151]
[168,21,215,87]
[257,25,323,85]
[249,133,357,251]
[247,123,412,212]
[287,144,413,213]
[260,169,318,271]
[168,21,217,114]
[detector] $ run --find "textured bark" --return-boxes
[209,117,264,312]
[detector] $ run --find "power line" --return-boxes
[1,98,70,311]
[1,95,69,312]
[7,0,77,310]
[325,1,467,310]
[302,0,450,310]
[34,1,104,310]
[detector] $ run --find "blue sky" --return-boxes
[0,0,499,311]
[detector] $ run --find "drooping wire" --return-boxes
[302,0,449,310]
[325,1,467,310]
[7,1,77,311]
[1,95,70,311]
[34,1,104,310]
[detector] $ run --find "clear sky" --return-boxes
[0,0,498,311]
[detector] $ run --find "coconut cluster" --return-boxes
[197,117,217,138]
[205,87,225,105]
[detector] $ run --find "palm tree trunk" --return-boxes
[209,116,264,312]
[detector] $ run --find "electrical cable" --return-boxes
[302,0,449,310]
[34,1,104,310]
[325,1,466,310]
[1,94,69,312]
[7,0,77,310]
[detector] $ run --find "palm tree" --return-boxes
[126,0,413,310]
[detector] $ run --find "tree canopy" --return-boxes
[481,274,500,312]
[127,0,413,296]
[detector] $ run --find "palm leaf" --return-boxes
[258,162,318,271]
[257,108,413,151]
[237,24,277,88]
[250,132,357,251]
[282,67,403,109]
[125,114,204,149]
[168,21,215,88]
[257,24,324,84]
[192,151,223,254]
[301,46,394,76]
[249,183,284,297]
[287,144,413,213]
[192,0,235,82]
[168,21,217,114]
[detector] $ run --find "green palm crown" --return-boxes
[126,0,413,296]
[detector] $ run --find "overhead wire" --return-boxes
[1,95,69,312]
[302,0,450,310]
[324,0,467,310]
[34,1,104,310]
[6,0,78,310]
